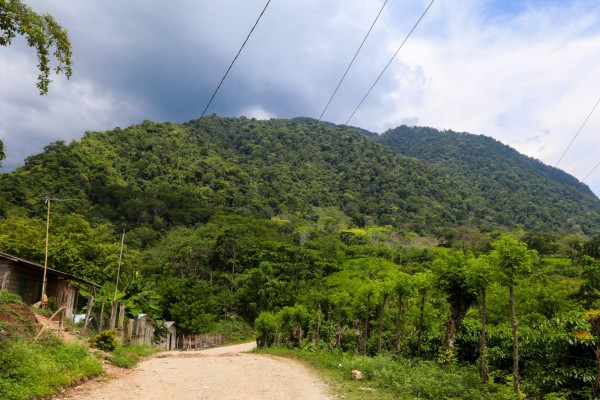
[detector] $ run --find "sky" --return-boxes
[1,0,600,197]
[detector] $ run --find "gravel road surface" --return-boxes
[56,342,333,400]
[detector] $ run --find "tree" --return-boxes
[0,0,73,167]
[433,251,478,363]
[467,255,494,382]
[0,139,4,167]
[393,272,414,354]
[489,235,538,399]
[0,0,72,95]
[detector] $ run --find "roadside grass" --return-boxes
[108,344,162,369]
[0,335,102,400]
[254,347,515,400]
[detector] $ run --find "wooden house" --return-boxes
[163,321,177,350]
[0,252,98,319]
[126,313,157,346]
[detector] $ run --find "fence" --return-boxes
[176,333,223,350]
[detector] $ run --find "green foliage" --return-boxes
[0,0,72,94]
[108,345,159,369]
[255,311,278,348]
[0,337,101,400]
[256,347,514,399]
[0,291,22,305]
[90,329,117,351]
[376,125,600,235]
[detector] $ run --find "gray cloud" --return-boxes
[1,0,600,197]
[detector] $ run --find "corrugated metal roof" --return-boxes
[0,252,100,287]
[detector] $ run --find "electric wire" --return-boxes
[582,159,600,183]
[317,0,388,122]
[345,0,436,125]
[198,0,272,120]
[554,95,600,169]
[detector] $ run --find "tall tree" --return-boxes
[467,255,494,382]
[433,252,478,363]
[489,235,538,399]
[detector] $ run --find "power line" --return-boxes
[345,0,436,126]
[555,95,600,169]
[318,0,388,122]
[198,0,272,120]
[582,159,600,183]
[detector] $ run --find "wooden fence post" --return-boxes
[117,303,126,342]
[98,298,106,331]
[109,301,118,330]
[83,294,94,334]
[0,271,9,292]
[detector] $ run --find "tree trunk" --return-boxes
[416,289,426,358]
[315,304,322,343]
[479,288,489,382]
[595,344,600,395]
[378,294,388,354]
[443,317,457,363]
[363,292,371,355]
[478,288,489,382]
[509,285,520,399]
[395,294,404,354]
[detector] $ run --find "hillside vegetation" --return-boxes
[1,116,600,399]
[375,125,600,234]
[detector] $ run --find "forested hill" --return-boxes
[1,116,599,234]
[374,125,600,234]
[0,116,467,234]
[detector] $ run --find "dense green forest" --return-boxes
[1,116,600,398]
[375,125,600,234]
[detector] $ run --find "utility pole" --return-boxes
[114,230,125,301]
[39,195,80,307]
[40,196,51,307]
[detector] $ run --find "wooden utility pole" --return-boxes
[40,196,51,307]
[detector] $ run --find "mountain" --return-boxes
[1,116,599,234]
[0,116,468,234]
[374,125,600,234]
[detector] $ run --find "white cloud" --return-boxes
[1,0,600,197]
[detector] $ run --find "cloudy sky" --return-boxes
[1,0,600,196]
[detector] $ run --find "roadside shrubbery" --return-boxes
[0,336,101,400]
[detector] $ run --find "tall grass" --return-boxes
[0,336,101,400]
[256,347,516,400]
[108,344,161,369]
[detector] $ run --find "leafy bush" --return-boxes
[90,329,117,351]
[255,312,278,348]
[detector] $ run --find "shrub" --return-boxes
[90,329,117,351]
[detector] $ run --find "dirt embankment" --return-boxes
[55,342,333,400]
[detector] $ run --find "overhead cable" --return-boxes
[199,0,272,119]
[554,95,600,168]
[318,0,388,122]
[582,159,600,183]
[345,0,436,125]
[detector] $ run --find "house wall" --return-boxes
[0,259,75,317]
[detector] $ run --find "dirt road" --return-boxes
[57,342,333,400]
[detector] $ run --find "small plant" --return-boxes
[90,329,117,351]
[0,291,23,304]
